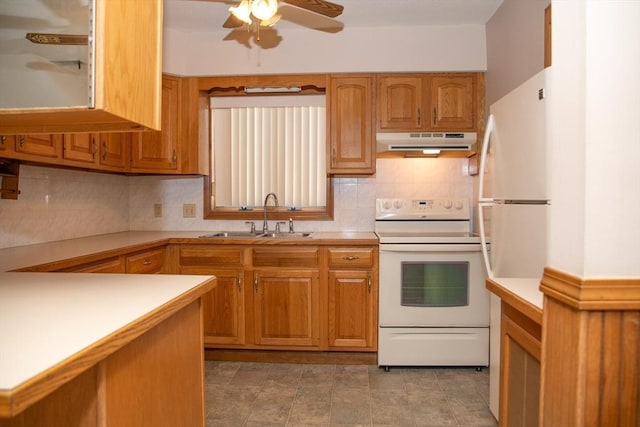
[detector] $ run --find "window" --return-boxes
[205,94,333,220]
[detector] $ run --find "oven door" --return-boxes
[378,244,489,327]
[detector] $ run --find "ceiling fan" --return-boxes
[222,0,344,29]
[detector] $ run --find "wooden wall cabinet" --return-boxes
[327,247,378,350]
[130,75,206,175]
[377,73,478,133]
[0,0,162,134]
[327,75,375,175]
[13,135,63,163]
[130,76,180,173]
[62,133,130,172]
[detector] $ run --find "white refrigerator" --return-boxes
[477,68,550,418]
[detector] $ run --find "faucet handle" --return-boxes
[275,221,287,233]
[288,218,294,233]
[245,221,256,233]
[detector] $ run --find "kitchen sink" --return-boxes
[260,232,313,239]
[199,231,263,238]
[199,231,313,239]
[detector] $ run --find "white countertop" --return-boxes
[0,230,379,273]
[0,231,203,272]
[489,277,544,309]
[0,272,214,391]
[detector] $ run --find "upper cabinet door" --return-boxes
[14,134,63,160]
[429,75,476,131]
[130,75,180,173]
[0,0,162,134]
[328,75,375,175]
[377,75,425,131]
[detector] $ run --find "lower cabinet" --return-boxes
[54,247,165,274]
[177,243,377,352]
[500,301,541,427]
[252,269,320,347]
[328,270,376,350]
[327,247,377,351]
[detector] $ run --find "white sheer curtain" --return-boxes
[212,96,326,208]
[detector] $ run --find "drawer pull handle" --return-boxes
[342,256,360,261]
[142,259,152,266]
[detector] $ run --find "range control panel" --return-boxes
[375,198,470,220]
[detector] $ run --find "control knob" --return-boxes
[443,200,453,209]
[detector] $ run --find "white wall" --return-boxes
[548,1,640,277]
[163,25,487,75]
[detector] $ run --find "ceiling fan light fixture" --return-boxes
[260,13,281,27]
[251,0,278,21]
[229,0,252,25]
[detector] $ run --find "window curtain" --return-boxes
[213,101,326,208]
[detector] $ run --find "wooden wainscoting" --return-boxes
[539,267,640,427]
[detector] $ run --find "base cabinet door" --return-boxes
[201,269,245,345]
[252,269,320,348]
[500,302,541,427]
[328,270,376,350]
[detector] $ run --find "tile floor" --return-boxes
[204,361,497,426]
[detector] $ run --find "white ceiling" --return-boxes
[164,0,504,33]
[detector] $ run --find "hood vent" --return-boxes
[376,132,477,152]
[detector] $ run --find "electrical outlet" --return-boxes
[183,203,196,218]
[154,203,162,218]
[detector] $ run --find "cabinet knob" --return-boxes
[417,108,421,126]
[19,136,25,147]
[368,276,372,293]
[433,108,437,125]
[237,274,243,292]
[253,274,258,292]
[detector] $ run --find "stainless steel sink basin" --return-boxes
[199,231,262,238]
[260,232,314,239]
[199,231,313,239]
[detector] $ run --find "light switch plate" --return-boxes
[154,203,162,218]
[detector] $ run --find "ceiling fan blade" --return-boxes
[282,0,344,18]
[223,13,244,28]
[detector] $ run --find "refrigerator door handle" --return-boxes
[478,114,495,203]
[477,201,494,278]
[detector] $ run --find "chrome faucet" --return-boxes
[262,192,279,233]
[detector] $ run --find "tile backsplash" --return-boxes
[0,158,473,249]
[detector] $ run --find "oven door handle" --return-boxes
[379,244,482,253]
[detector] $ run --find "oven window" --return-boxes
[401,262,469,307]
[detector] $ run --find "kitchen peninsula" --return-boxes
[0,250,216,426]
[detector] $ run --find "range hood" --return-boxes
[376,132,477,152]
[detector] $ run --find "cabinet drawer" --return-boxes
[328,248,375,268]
[179,245,245,269]
[60,257,125,273]
[252,248,318,268]
[125,248,164,273]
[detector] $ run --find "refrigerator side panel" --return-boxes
[491,204,548,278]
[489,69,549,201]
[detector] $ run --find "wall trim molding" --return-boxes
[540,267,640,310]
